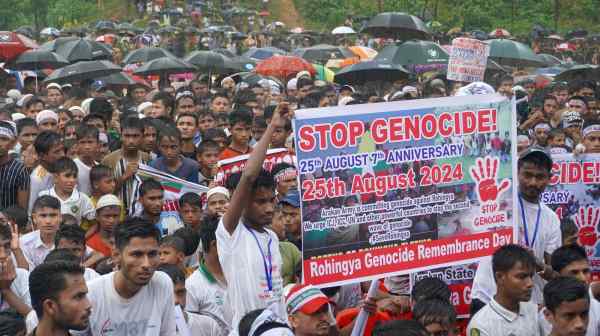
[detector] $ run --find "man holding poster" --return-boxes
[293,94,517,288]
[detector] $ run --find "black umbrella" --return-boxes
[132,57,196,76]
[334,61,410,85]
[12,50,69,70]
[43,60,122,83]
[96,71,138,87]
[158,26,179,35]
[292,44,353,63]
[213,48,236,58]
[40,37,112,62]
[556,64,600,82]
[123,47,176,64]
[537,53,563,67]
[184,51,238,74]
[361,12,431,40]
[95,21,116,32]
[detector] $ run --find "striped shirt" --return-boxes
[0,158,29,209]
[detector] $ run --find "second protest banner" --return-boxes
[294,94,517,286]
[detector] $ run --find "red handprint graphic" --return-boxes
[575,207,600,247]
[470,156,511,203]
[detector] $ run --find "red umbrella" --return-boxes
[255,55,315,81]
[0,31,38,62]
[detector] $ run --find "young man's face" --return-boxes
[211,97,230,114]
[150,100,170,118]
[0,135,15,158]
[50,273,92,331]
[176,97,196,115]
[583,132,600,153]
[498,80,514,97]
[289,304,331,336]
[518,161,551,202]
[95,176,116,195]
[54,171,77,195]
[132,88,148,104]
[277,175,297,197]
[271,126,289,148]
[143,126,157,153]
[270,209,286,240]
[47,88,64,107]
[568,99,587,114]
[544,298,589,336]
[140,189,164,216]
[86,119,105,133]
[534,128,549,146]
[253,124,266,142]
[159,245,183,266]
[33,207,61,236]
[39,119,59,132]
[560,259,591,284]
[18,125,38,148]
[555,89,569,105]
[176,116,197,141]
[173,281,187,308]
[549,134,566,147]
[179,203,201,227]
[191,82,209,97]
[281,204,301,236]
[57,238,85,260]
[230,122,251,147]
[543,98,559,118]
[77,136,99,160]
[25,102,44,118]
[198,115,216,133]
[158,136,181,162]
[496,261,534,302]
[96,206,120,233]
[0,234,11,262]
[207,194,228,217]
[115,236,159,286]
[121,128,143,153]
[197,148,220,176]
[244,187,275,227]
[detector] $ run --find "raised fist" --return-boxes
[575,207,600,247]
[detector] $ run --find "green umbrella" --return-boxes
[375,40,449,66]
[486,39,545,68]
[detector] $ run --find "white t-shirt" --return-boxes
[19,230,54,270]
[84,267,100,282]
[185,266,230,325]
[39,187,96,224]
[472,198,561,305]
[83,271,176,336]
[28,165,53,214]
[74,158,93,196]
[0,267,30,312]
[467,298,540,336]
[187,312,227,336]
[216,219,285,329]
[539,286,600,336]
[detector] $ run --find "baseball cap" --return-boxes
[96,194,121,210]
[518,146,552,166]
[280,189,300,208]
[286,284,330,315]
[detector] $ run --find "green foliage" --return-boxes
[46,0,98,28]
[294,0,600,35]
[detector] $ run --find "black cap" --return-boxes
[519,146,553,167]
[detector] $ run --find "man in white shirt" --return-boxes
[538,244,600,336]
[0,223,31,316]
[217,102,291,329]
[19,195,62,270]
[186,215,229,323]
[467,244,540,336]
[83,217,176,335]
[471,147,561,310]
[543,277,589,336]
[28,130,65,214]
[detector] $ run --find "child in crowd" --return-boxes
[178,192,202,231]
[150,126,199,183]
[159,235,193,277]
[86,194,121,260]
[176,113,200,158]
[39,157,95,225]
[203,128,228,152]
[74,124,100,195]
[18,195,62,270]
[196,140,220,186]
[219,110,252,160]
[28,131,64,214]
[15,117,38,157]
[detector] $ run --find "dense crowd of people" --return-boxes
[0,1,600,336]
